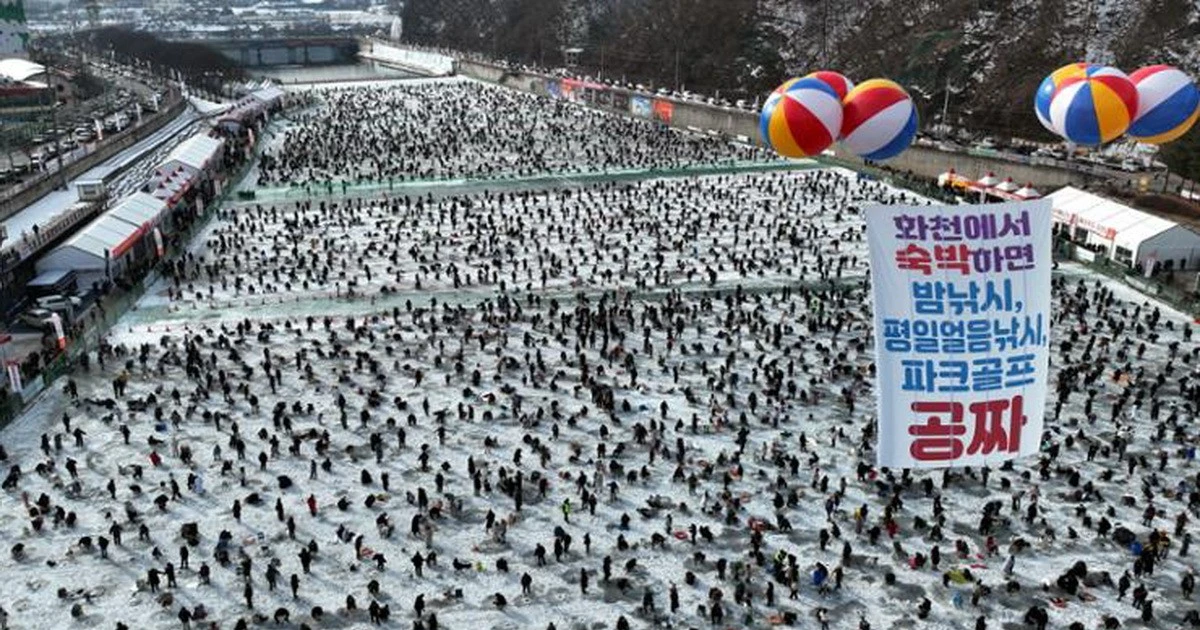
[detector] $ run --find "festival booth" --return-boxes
[1047,186,1200,272]
[36,193,169,287]
[148,165,194,209]
[162,134,226,176]
[147,134,227,224]
[938,170,1044,202]
[937,169,973,192]
[1014,184,1042,200]
[217,95,270,134]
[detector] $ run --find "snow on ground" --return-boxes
[5,236,1200,630]
[3,78,1200,630]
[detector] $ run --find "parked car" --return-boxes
[35,294,82,313]
[20,307,55,330]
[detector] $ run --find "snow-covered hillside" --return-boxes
[766,0,1200,137]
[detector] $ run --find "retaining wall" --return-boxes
[360,40,455,76]
[453,57,1097,190]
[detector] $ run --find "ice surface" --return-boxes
[0,80,1196,630]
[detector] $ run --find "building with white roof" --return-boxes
[1047,186,1200,272]
[0,57,40,82]
[36,192,168,285]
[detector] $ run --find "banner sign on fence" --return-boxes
[560,79,581,102]
[630,96,652,118]
[612,92,630,112]
[653,99,674,124]
[49,312,66,351]
[866,199,1052,469]
[6,360,20,394]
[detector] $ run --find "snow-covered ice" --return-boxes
[1,78,1199,630]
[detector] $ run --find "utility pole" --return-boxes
[46,63,67,191]
[941,81,950,128]
[674,50,680,91]
[821,0,829,67]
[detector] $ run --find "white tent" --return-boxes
[36,193,168,283]
[1015,184,1041,200]
[1047,186,1200,271]
[994,177,1019,194]
[249,85,285,106]
[162,134,224,172]
[976,172,1000,189]
[107,192,167,229]
[0,58,43,82]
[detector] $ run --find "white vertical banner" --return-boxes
[48,312,66,351]
[866,199,1052,469]
[94,119,104,141]
[1144,254,1158,279]
[6,360,21,392]
[153,227,164,257]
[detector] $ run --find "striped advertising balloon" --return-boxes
[1048,66,1138,145]
[1035,62,1092,133]
[1127,65,1199,144]
[759,76,844,158]
[804,70,855,102]
[840,78,918,161]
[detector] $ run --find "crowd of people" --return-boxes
[253,81,768,187]
[5,246,1200,628]
[3,75,1200,630]
[159,169,898,308]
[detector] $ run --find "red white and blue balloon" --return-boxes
[760,76,845,158]
[1126,64,1200,145]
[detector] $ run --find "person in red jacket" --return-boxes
[306,494,317,516]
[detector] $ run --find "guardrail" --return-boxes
[1,200,101,268]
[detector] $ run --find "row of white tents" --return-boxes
[35,134,227,287]
[939,167,1200,274]
[31,86,286,290]
[1047,186,1200,274]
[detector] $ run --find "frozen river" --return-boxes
[0,77,1195,630]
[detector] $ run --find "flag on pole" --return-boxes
[48,312,66,351]
[6,360,21,393]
